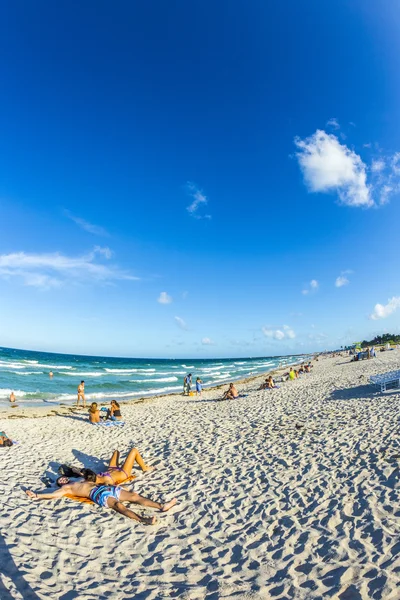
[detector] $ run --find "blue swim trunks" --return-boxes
[89,485,122,508]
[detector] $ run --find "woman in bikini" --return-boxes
[86,446,155,486]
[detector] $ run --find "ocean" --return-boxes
[0,346,307,407]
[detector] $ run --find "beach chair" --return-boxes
[369,370,400,392]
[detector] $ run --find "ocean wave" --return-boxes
[200,366,224,372]
[129,377,178,383]
[181,365,194,368]
[56,385,182,402]
[60,372,105,377]
[105,368,156,374]
[13,371,44,376]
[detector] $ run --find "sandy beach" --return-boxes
[1,350,400,599]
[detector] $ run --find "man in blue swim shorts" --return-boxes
[25,478,177,525]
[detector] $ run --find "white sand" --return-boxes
[1,351,400,599]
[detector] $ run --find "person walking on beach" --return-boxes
[77,380,85,407]
[196,377,203,397]
[25,481,177,525]
[183,373,192,396]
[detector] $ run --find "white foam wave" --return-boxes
[181,365,194,368]
[105,368,156,374]
[60,372,105,377]
[57,385,182,402]
[129,377,178,383]
[13,371,44,376]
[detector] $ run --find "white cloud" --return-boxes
[158,291,172,304]
[262,325,295,340]
[302,279,319,295]
[174,316,188,330]
[369,297,400,320]
[185,182,211,219]
[0,247,136,289]
[64,210,109,236]
[335,276,349,287]
[371,159,385,173]
[391,153,400,175]
[295,130,372,207]
[326,118,340,130]
[201,337,214,345]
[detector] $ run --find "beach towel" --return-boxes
[65,475,135,504]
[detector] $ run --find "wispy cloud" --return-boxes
[185,182,211,219]
[302,279,319,295]
[0,247,136,289]
[371,158,385,173]
[295,129,400,208]
[64,210,109,236]
[174,316,188,330]
[262,324,296,340]
[326,117,340,130]
[335,276,349,288]
[369,297,400,320]
[158,291,172,304]
[201,337,214,345]
[335,270,352,288]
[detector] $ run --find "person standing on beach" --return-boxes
[183,373,192,396]
[196,377,203,397]
[77,380,85,407]
[9,391,16,403]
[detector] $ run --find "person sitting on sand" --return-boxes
[289,368,296,381]
[223,383,239,400]
[0,431,13,447]
[25,479,177,525]
[88,402,100,424]
[107,400,122,421]
[258,376,275,390]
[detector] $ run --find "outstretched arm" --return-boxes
[26,486,70,501]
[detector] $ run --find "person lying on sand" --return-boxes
[55,447,154,488]
[90,446,154,485]
[222,383,239,400]
[25,480,177,524]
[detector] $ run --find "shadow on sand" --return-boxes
[0,532,41,600]
[329,384,399,402]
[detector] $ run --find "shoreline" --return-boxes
[0,356,307,419]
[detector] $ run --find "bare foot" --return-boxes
[160,498,177,512]
[26,490,38,501]
[141,515,157,525]
[142,465,155,473]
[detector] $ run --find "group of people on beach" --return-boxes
[183,373,203,397]
[88,400,122,423]
[25,446,177,524]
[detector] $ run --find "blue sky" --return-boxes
[0,0,400,358]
